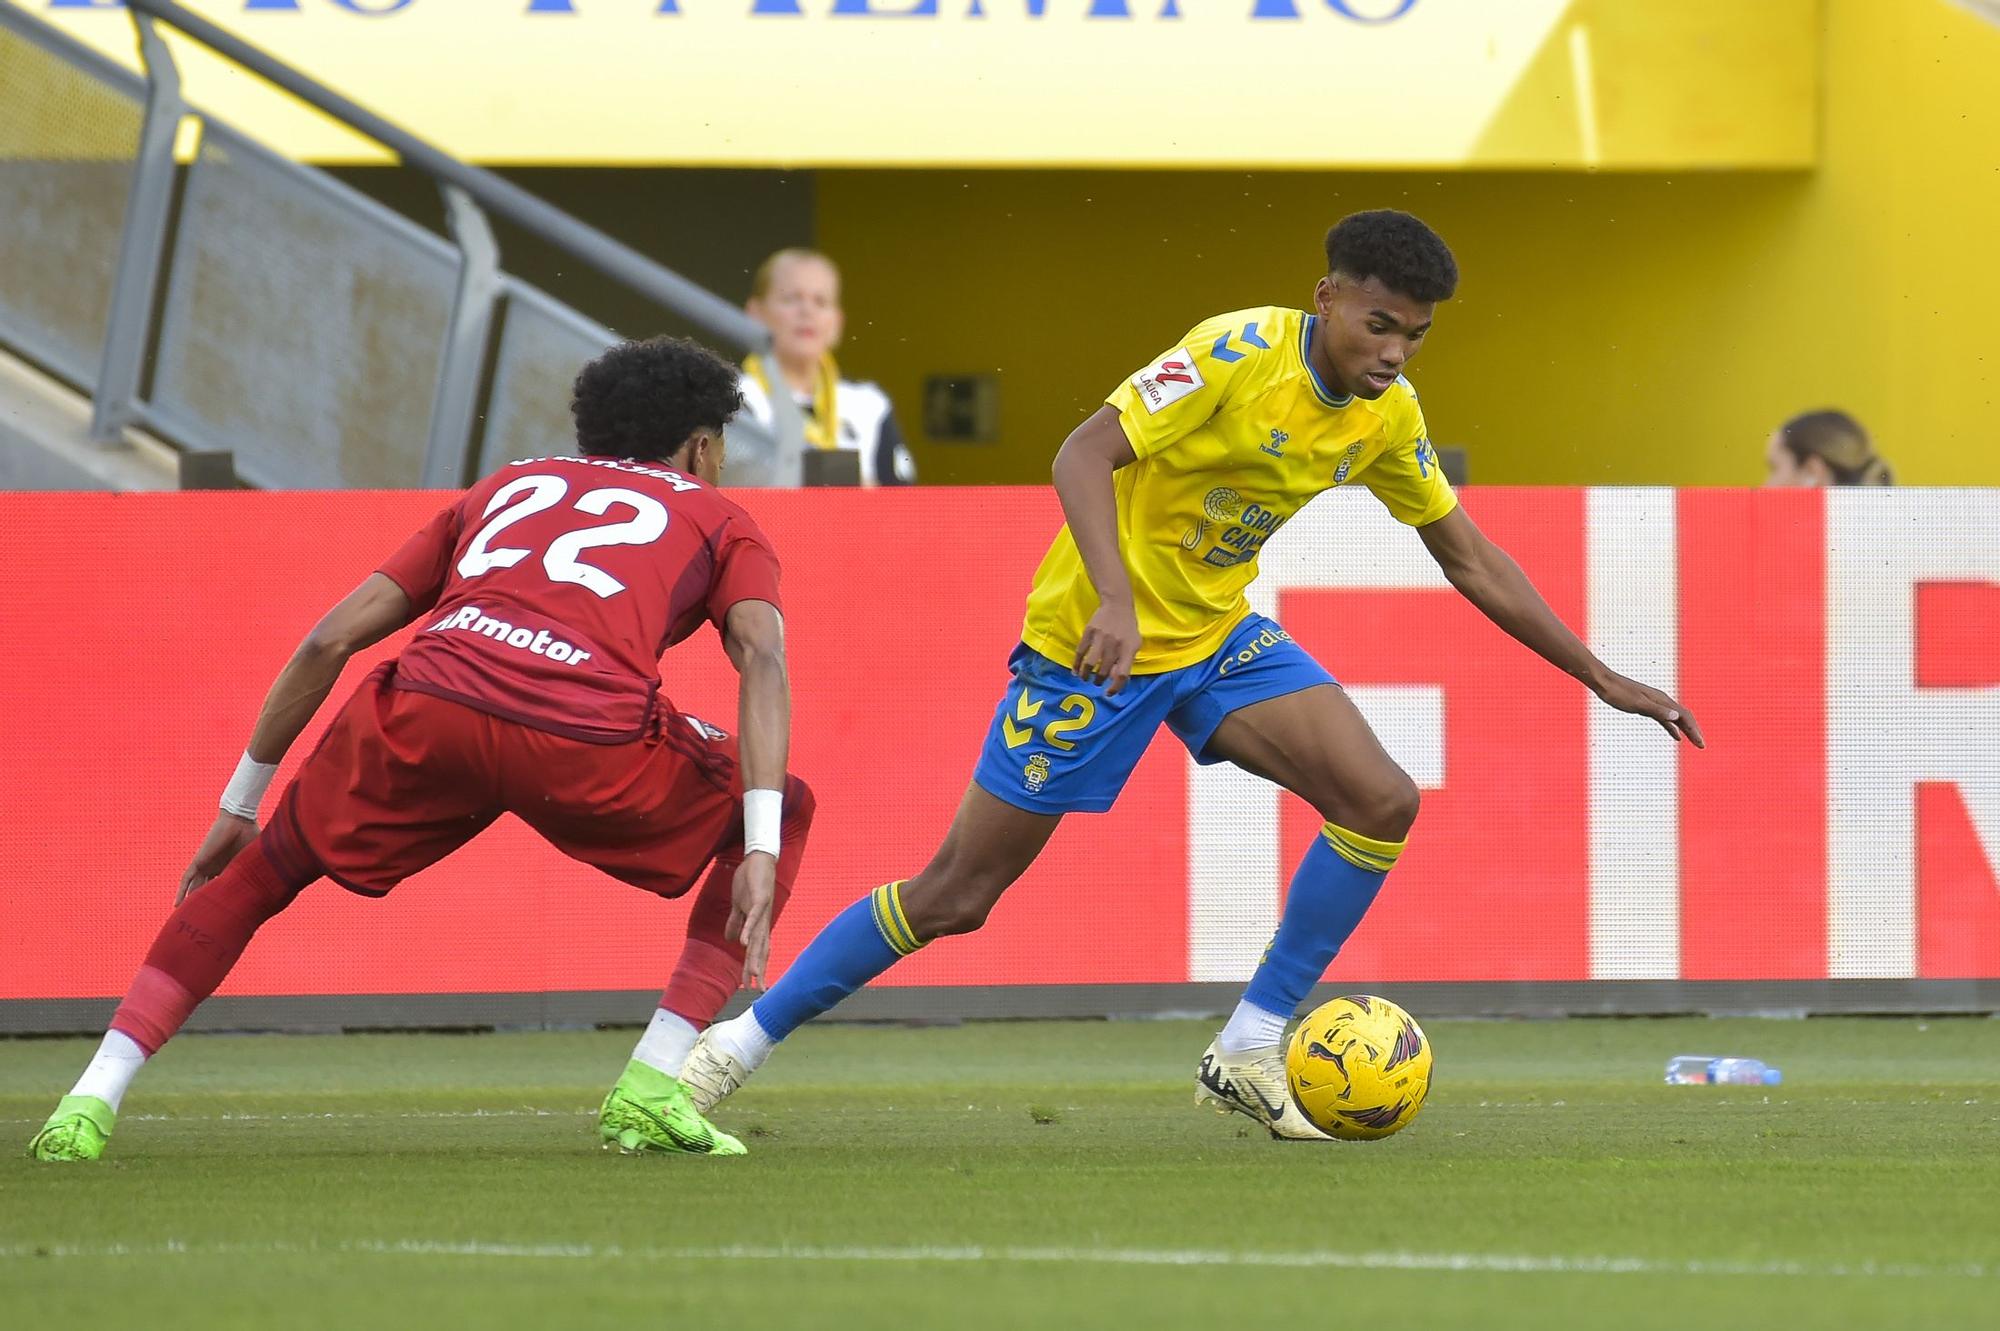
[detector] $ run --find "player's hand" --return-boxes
[178,812,260,903]
[1594,672,1705,749]
[726,851,779,991]
[1073,594,1141,696]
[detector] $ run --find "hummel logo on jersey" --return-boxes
[1261,429,1289,458]
[1197,1052,1284,1120]
[427,604,594,667]
[1133,347,1205,414]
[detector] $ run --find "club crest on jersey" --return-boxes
[1133,347,1205,415]
[1332,442,1365,484]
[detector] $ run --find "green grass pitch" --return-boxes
[4,1016,1997,1329]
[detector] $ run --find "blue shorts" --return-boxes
[972,613,1337,815]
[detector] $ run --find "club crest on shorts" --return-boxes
[1023,753,1051,794]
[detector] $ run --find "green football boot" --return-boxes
[28,1095,116,1163]
[598,1060,746,1157]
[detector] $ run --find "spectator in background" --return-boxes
[1764,409,1893,486]
[738,249,915,487]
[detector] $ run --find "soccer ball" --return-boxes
[1285,994,1432,1141]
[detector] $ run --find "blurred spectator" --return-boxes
[1763,409,1893,486]
[738,249,915,487]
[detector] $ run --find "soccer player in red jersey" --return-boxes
[30,336,807,1161]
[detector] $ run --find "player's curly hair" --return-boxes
[570,335,745,463]
[1325,210,1459,304]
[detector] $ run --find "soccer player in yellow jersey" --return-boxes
[689,211,1702,1139]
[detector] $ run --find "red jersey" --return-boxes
[374,455,782,743]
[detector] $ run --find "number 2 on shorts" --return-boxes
[1040,692,1097,752]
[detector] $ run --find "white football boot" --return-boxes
[679,1026,756,1115]
[1195,1038,1333,1141]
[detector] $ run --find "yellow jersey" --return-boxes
[1020,306,1457,673]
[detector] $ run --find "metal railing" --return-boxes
[0,5,149,393]
[0,0,805,489]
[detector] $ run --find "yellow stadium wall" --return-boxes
[816,0,2000,487]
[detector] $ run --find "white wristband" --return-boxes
[743,788,783,858]
[219,751,278,821]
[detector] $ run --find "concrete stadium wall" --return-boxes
[814,0,2000,487]
[326,165,817,347]
[307,3,1995,492]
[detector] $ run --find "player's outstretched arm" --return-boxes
[1416,507,1704,749]
[1052,405,1142,694]
[722,597,790,987]
[178,573,415,901]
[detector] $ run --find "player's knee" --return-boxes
[1392,778,1422,836]
[926,896,996,939]
[1360,775,1422,840]
[901,871,1002,940]
[1323,772,1421,842]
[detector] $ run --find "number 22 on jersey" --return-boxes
[457,475,669,599]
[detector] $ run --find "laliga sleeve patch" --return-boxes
[1131,348,1206,415]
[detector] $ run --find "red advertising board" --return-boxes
[0,487,1993,999]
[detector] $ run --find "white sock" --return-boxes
[632,1009,700,1078]
[709,1009,776,1072]
[1217,1000,1289,1054]
[70,1030,148,1113]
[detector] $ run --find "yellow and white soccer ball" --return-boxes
[1285,994,1432,1141]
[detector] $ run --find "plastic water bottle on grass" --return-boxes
[1665,1055,1782,1086]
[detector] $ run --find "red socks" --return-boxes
[660,778,815,1026]
[659,856,801,1026]
[110,838,312,1054]
[105,781,816,1053]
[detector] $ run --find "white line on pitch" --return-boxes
[0,1109,595,1124]
[0,1240,1988,1281]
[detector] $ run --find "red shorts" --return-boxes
[268,664,754,899]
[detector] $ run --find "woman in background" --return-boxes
[1763,409,1893,486]
[739,248,915,487]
